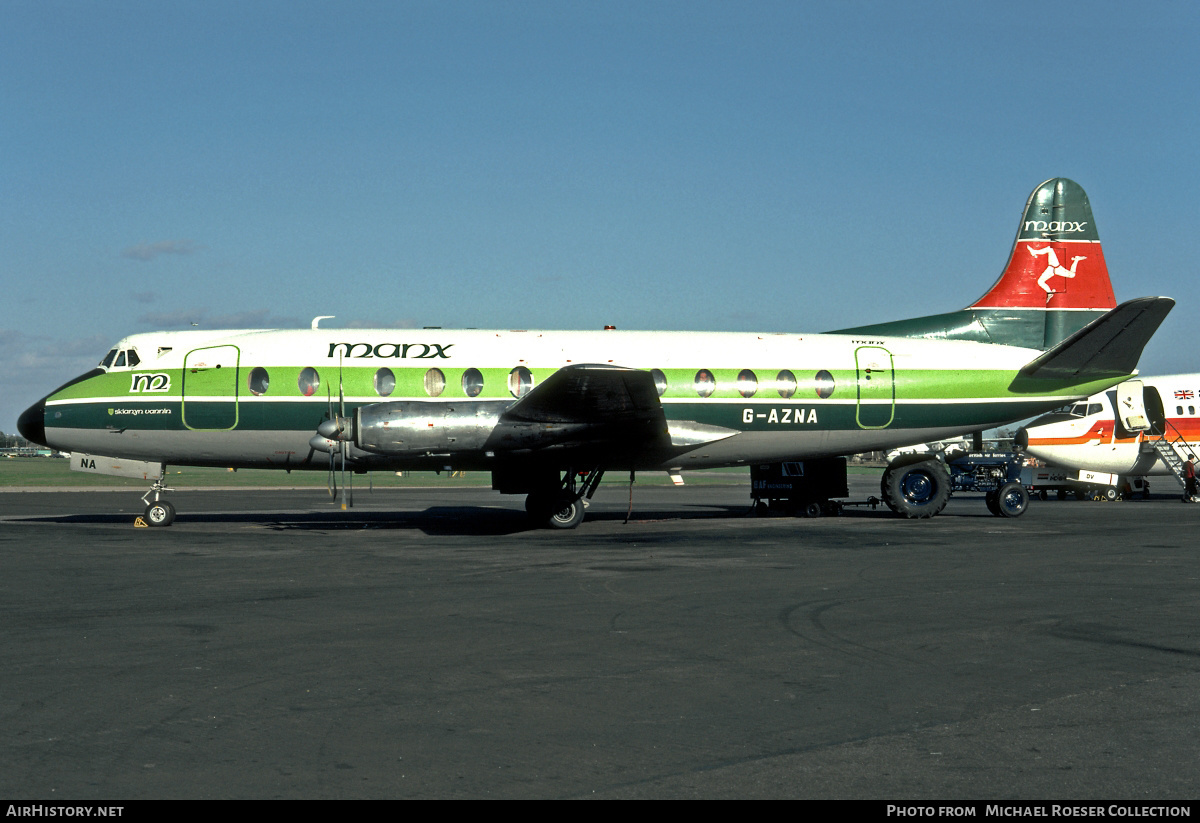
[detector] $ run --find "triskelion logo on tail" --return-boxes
[1028,245,1087,294]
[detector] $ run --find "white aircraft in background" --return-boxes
[18,178,1173,527]
[1017,374,1200,497]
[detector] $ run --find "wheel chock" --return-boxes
[134,517,149,528]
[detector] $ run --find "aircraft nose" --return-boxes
[17,397,48,447]
[1014,426,1029,450]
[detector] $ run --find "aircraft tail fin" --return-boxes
[970,177,1116,312]
[830,178,1119,350]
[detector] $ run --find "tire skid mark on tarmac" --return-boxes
[780,599,922,666]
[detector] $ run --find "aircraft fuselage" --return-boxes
[27,326,1131,473]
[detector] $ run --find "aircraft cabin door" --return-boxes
[855,346,895,429]
[182,345,240,430]
[1115,380,1150,432]
[1143,385,1167,435]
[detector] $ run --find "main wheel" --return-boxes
[882,459,951,519]
[546,498,585,530]
[144,500,176,527]
[994,482,1029,518]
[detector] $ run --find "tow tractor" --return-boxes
[752,450,1030,519]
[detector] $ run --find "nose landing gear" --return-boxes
[139,469,176,527]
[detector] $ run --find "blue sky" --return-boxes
[3,0,1198,432]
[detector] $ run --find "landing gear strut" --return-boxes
[525,467,604,530]
[140,469,176,527]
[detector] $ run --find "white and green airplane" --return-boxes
[18,178,1173,528]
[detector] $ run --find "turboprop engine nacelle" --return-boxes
[317,400,601,457]
[345,401,510,456]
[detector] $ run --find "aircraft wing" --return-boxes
[496,364,736,454]
[502,364,664,424]
[1012,297,1174,386]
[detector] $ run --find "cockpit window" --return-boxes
[114,351,126,368]
[101,349,118,368]
[1087,403,1102,415]
[126,350,140,367]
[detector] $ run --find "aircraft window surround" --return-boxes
[508,367,533,398]
[421,368,442,397]
[737,370,758,398]
[462,368,484,398]
[248,367,270,396]
[651,369,668,397]
[376,368,397,397]
[814,370,836,399]
[776,370,797,399]
[298,367,320,397]
[694,370,716,398]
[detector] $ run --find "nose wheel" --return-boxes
[144,499,176,527]
[139,469,176,527]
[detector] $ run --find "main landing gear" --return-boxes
[525,467,605,530]
[140,470,176,527]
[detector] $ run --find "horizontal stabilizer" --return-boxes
[1013,297,1174,385]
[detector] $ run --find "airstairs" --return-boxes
[1142,421,1197,493]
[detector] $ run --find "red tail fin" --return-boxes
[970,178,1116,311]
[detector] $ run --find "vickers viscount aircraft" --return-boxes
[18,178,1173,528]
[1016,373,1200,497]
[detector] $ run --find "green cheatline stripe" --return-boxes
[46,395,1081,434]
[49,365,1123,404]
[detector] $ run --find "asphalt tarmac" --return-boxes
[2,476,1199,799]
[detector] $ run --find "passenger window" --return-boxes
[1191,406,1196,416]
[508,367,533,398]
[248,367,270,396]
[776,370,797,399]
[462,368,484,398]
[376,368,397,397]
[814,370,836,399]
[694,369,716,398]
[298,367,320,397]
[651,369,667,397]
[1178,406,1184,416]
[737,370,758,398]
[421,368,443,397]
